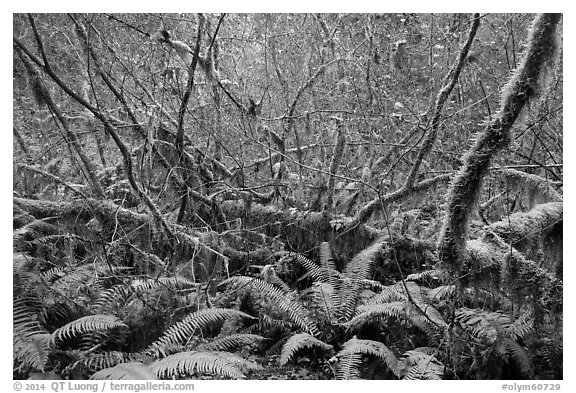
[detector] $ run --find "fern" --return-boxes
[319,242,336,271]
[14,256,44,292]
[51,314,127,343]
[347,300,446,333]
[30,234,80,250]
[506,312,533,341]
[455,308,537,378]
[40,266,65,283]
[397,350,444,380]
[244,314,296,335]
[14,333,51,372]
[259,265,291,292]
[91,362,158,380]
[291,253,338,284]
[40,302,76,330]
[92,284,133,314]
[51,264,98,294]
[427,285,456,300]
[406,269,449,284]
[359,279,386,291]
[79,331,110,351]
[14,296,46,338]
[83,351,137,372]
[456,308,509,344]
[13,218,60,251]
[150,351,260,379]
[223,276,319,336]
[131,276,197,293]
[337,337,399,377]
[334,239,385,321]
[279,333,332,366]
[365,281,427,305]
[300,282,337,323]
[346,301,408,329]
[335,353,363,380]
[538,338,562,378]
[146,308,255,355]
[503,338,533,377]
[196,334,267,352]
[317,242,341,289]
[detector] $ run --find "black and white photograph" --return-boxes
[12,11,564,384]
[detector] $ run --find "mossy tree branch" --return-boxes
[15,19,175,240]
[351,14,480,227]
[438,13,562,273]
[404,13,481,188]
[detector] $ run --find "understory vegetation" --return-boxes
[13,13,562,380]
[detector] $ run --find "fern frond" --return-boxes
[504,338,533,377]
[402,363,443,380]
[335,239,385,321]
[244,314,296,335]
[406,269,449,284]
[398,350,444,380]
[51,264,98,293]
[223,276,319,336]
[40,302,76,330]
[359,279,386,291]
[40,266,65,283]
[30,234,76,248]
[146,308,255,355]
[292,253,338,284]
[299,282,336,322]
[346,301,407,329]
[14,296,47,338]
[342,238,384,279]
[506,312,533,341]
[78,331,110,351]
[83,351,138,372]
[91,362,157,380]
[51,314,127,343]
[335,353,362,380]
[279,333,332,366]
[13,333,51,372]
[93,284,133,313]
[456,308,508,344]
[427,285,455,301]
[404,299,447,330]
[197,334,267,352]
[131,276,197,293]
[319,242,336,271]
[151,351,259,379]
[539,339,562,378]
[348,301,446,332]
[260,265,291,292]
[14,218,60,251]
[337,337,399,376]
[366,281,427,305]
[14,255,43,291]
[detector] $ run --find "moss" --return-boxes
[438,14,562,273]
[488,202,562,244]
[463,239,502,287]
[501,169,562,205]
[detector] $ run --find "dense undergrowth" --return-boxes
[13,13,562,380]
[13,196,562,379]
